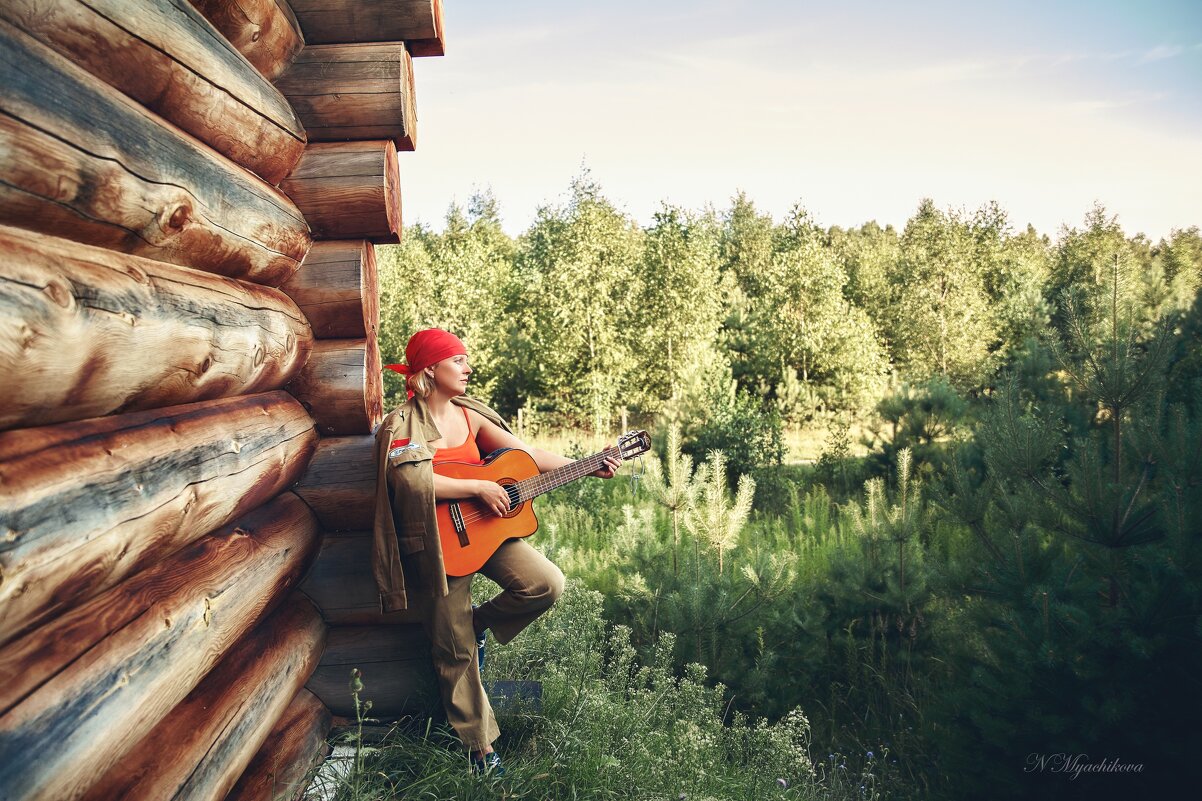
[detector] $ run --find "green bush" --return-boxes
[682,386,786,488]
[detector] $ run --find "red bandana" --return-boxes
[384,328,467,398]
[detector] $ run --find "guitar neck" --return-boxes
[514,446,621,503]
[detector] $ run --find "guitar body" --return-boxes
[434,449,542,577]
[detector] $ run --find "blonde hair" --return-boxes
[406,369,436,399]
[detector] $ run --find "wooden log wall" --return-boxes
[0,0,307,184]
[278,240,379,339]
[294,436,440,718]
[290,0,446,56]
[80,595,327,801]
[0,495,320,800]
[225,689,332,801]
[277,42,418,149]
[0,18,310,286]
[0,225,313,431]
[189,0,306,80]
[280,141,404,243]
[0,0,446,796]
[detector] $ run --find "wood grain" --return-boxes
[280,141,401,243]
[0,492,317,716]
[275,42,416,150]
[305,624,439,718]
[285,338,383,435]
[0,18,311,286]
[80,596,327,801]
[0,494,320,801]
[0,225,313,431]
[289,0,444,56]
[277,240,378,339]
[0,392,318,647]
[291,435,375,532]
[0,0,306,184]
[300,531,421,625]
[225,689,332,801]
[188,0,305,81]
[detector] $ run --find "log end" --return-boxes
[383,140,402,243]
[285,339,382,436]
[408,0,446,57]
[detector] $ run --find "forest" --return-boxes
[364,176,1202,800]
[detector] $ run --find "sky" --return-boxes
[401,0,1202,240]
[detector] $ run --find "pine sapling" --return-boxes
[643,425,696,575]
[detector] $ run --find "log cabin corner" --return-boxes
[0,2,446,799]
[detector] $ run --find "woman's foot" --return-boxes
[470,749,503,775]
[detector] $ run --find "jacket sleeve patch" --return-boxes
[388,440,423,460]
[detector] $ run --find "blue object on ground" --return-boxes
[470,750,504,776]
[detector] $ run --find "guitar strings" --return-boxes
[453,450,613,525]
[451,447,621,526]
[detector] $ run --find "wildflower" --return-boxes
[828,754,835,761]
[867,751,874,759]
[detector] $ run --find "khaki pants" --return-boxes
[419,539,564,751]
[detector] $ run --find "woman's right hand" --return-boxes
[475,480,511,516]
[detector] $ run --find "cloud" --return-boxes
[1140,44,1186,61]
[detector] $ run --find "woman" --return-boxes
[372,328,619,774]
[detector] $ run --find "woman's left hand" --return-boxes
[592,455,621,479]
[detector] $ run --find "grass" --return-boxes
[303,582,891,801]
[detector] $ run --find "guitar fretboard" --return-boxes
[512,446,621,504]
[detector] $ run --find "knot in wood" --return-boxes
[250,26,262,43]
[42,280,74,309]
[166,203,192,231]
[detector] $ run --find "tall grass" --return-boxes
[306,583,892,801]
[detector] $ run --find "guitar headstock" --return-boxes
[616,430,652,461]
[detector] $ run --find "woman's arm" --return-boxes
[433,472,513,516]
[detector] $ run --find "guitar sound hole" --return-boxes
[500,481,520,516]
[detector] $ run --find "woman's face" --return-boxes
[427,353,471,395]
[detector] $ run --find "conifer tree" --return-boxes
[683,451,755,575]
[643,425,696,575]
[933,251,1201,798]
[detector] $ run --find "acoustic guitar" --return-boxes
[434,430,651,576]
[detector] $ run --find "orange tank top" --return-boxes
[432,406,483,465]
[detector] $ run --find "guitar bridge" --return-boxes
[448,502,469,547]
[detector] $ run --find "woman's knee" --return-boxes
[545,563,565,603]
[524,563,564,606]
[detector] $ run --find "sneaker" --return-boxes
[470,750,504,775]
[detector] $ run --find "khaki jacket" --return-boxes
[372,394,511,612]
